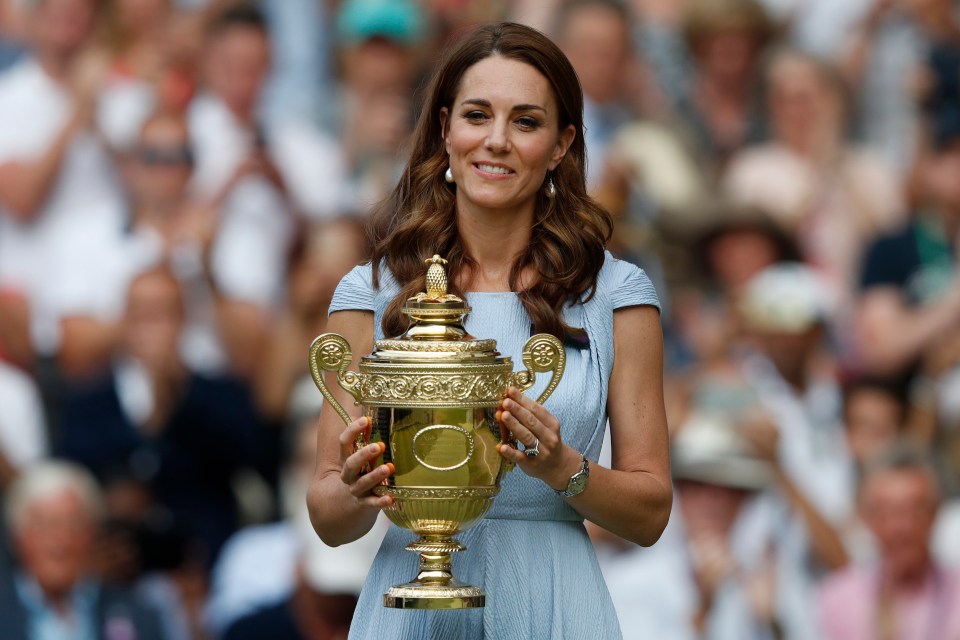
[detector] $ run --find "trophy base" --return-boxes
[382,536,485,609]
[384,581,485,609]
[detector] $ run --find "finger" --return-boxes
[341,441,386,484]
[348,462,395,498]
[339,416,371,454]
[357,493,396,511]
[497,406,537,447]
[506,387,560,429]
[496,441,528,466]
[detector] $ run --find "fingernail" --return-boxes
[379,442,387,453]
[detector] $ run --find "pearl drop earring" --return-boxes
[546,175,557,198]
[445,166,454,183]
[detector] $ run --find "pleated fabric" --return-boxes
[328,252,660,640]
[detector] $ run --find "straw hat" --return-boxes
[738,262,832,334]
[672,410,771,491]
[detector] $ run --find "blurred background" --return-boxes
[0,0,959,638]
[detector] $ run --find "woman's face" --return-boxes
[441,55,575,220]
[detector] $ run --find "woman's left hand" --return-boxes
[496,387,581,492]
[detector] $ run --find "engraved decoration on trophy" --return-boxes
[309,255,566,610]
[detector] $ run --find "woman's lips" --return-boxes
[473,162,515,178]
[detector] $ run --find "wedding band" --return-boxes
[524,439,540,458]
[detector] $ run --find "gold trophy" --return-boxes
[310,255,565,610]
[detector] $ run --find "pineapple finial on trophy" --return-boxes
[424,254,448,299]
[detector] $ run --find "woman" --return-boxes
[722,48,903,323]
[307,22,671,639]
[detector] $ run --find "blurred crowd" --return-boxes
[0,0,959,638]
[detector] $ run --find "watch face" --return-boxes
[567,473,588,496]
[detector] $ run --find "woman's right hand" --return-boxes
[338,416,395,510]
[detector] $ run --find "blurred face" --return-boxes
[677,479,749,539]
[15,490,95,599]
[116,0,168,36]
[749,326,820,383]
[130,117,193,207]
[707,230,781,292]
[768,55,843,148]
[441,56,575,220]
[695,29,758,81]
[860,468,939,580]
[844,389,903,464]
[919,142,960,213]
[559,5,629,104]
[342,37,415,97]
[123,270,184,369]
[29,0,96,55]
[204,25,270,119]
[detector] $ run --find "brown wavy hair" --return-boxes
[370,22,613,340]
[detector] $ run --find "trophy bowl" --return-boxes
[310,256,565,610]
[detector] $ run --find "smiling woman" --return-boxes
[439,56,575,221]
[307,22,671,640]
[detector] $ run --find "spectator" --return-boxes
[58,267,269,562]
[817,445,960,640]
[95,471,209,640]
[190,1,342,221]
[668,0,775,178]
[94,0,170,149]
[205,414,384,637]
[840,0,960,172]
[856,122,960,378]
[738,263,850,520]
[0,460,164,639]
[554,0,643,189]
[724,49,905,312]
[0,0,126,371]
[601,411,820,639]
[255,217,368,423]
[332,0,422,214]
[843,378,910,475]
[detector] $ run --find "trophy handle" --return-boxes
[514,334,566,405]
[309,333,364,433]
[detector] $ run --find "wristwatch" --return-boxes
[556,454,590,498]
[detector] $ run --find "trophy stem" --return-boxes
[382,536,485,610]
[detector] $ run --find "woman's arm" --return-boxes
[498,305,672,546]
[306,309,394,546]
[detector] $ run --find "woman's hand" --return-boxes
[496,387,581,492]
[338,416,395,510]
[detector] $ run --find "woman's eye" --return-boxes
[464,111,488,123]
[516,116,540,130]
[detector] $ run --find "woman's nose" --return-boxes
[484,121,511,153]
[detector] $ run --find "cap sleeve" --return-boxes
[601,253,661,312]
[329,264,375,314]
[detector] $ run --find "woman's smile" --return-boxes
[473,161,516,177]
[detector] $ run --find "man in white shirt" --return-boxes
[0,0,126,365]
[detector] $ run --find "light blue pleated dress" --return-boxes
[329,252,660,640]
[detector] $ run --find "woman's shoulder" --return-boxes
[596,251,661,312]
[328,262,401,316]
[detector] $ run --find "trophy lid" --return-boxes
[369,255,500,362]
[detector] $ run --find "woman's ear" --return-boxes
[440,107,451,153]
[549,124,576,170]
